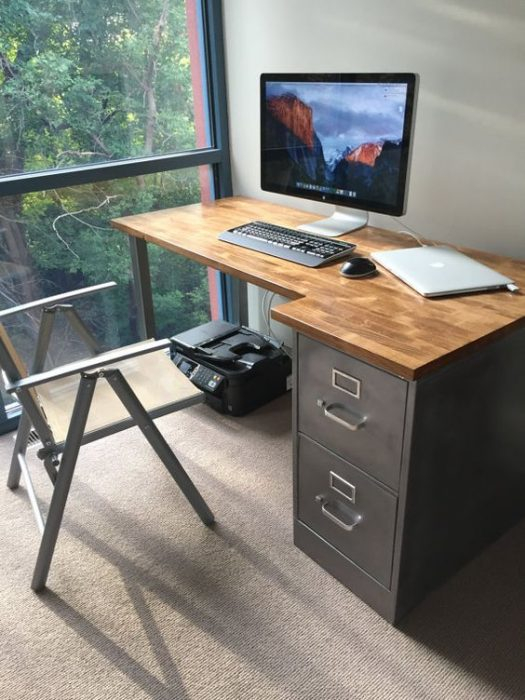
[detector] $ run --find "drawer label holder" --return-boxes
[332,368,361,398]
[329,470,356,503]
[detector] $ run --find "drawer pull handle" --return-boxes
[315,495,362,531]
[316,399,366,431]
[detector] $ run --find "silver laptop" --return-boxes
[371,245,515,297]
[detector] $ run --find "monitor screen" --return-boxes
[261,73,418,222]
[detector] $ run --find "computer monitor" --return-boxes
[261,73,418,237]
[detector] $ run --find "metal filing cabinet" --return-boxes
[294,334,406,617]
[293,329,525,624]
[297,435,398,588]
[297,335,407,490]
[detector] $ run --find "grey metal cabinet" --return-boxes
[293,329,525,624]
[297,435,397,588]
[298,335,407,490]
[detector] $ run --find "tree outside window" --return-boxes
[0,0,217,370]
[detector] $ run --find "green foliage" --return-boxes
[0,0,211,347]
[1,0,197,168]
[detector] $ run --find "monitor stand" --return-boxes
[297,207,369,238]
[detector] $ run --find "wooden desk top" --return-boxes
[112,196,525,380]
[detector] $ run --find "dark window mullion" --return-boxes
[0,148,224,197]
[203,0,232,199]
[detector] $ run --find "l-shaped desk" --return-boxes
[113,196,525,623]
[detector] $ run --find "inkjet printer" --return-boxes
[171,320,291,416]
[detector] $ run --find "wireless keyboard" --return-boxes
[218,221,356,268]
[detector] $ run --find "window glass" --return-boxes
[0,0,209,177]
[149,243,213,339]
[0,166,212,368]
[0,0,227,433]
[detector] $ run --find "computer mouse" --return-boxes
[339,257,377,279]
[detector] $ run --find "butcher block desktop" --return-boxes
[113,196,525,623]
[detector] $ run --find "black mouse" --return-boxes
[339,257,377,278]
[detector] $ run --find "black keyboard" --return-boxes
[218,221,356,268]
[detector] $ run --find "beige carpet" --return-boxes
[1,393,525,700]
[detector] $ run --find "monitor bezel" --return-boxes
[260,72,418,217]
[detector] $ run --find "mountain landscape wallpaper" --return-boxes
[262,81,408,208]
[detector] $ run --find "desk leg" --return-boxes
[129,236,156,340]
[222,275,248,325]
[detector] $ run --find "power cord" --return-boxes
[260,290,293,357]
[386,215,433,247]
[261,289,276,339]
[397,229,428,247]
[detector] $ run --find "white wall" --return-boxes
[222,0,525,258]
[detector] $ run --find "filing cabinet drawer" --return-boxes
[297,334,407,489]
[297,435,397,588]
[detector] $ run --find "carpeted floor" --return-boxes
[1,393,525,699]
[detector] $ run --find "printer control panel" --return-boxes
[191,365,224,393]
[174,354,224,394]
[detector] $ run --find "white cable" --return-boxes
[261,289,272,337]
[266,292,276,338]
[397,229,427,247]
[260,290,292,356]
[386,215,433,247]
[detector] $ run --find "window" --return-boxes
[0,0,231,432]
